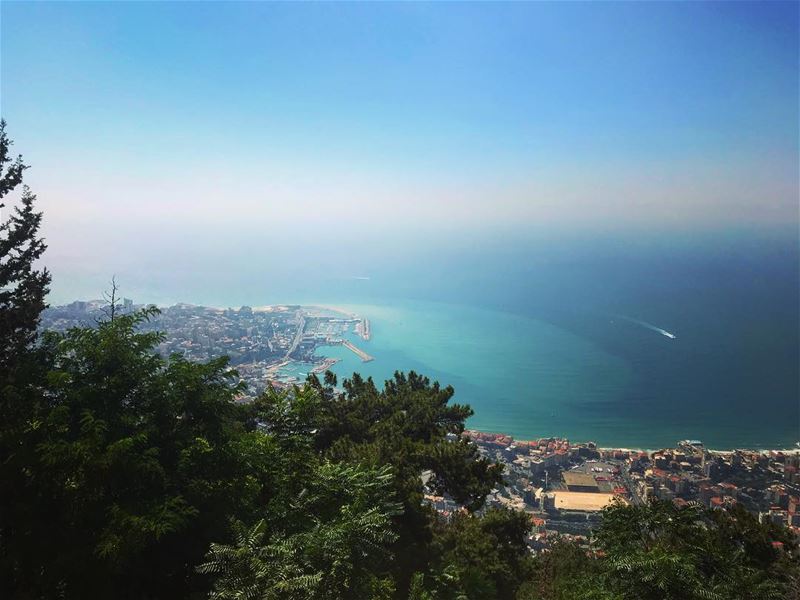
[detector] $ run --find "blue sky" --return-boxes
[1,1,798,300]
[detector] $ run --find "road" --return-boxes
[619,463,644,506]
[285,316,306,359]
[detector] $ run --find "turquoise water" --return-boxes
[319,301,637,445]
[277,361,314,382]
[314,277,799,449]
[51,230,799,449]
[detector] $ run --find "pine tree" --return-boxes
[0,119,50,372]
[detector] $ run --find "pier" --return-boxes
[311,357,341,374]
[356,318,372,341]
[342,340,374,362]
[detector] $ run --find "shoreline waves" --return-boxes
[465,428,800,455]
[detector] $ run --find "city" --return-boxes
[428,432,800,553]
[4,1,798,596]
[40,300,373,399]
[42,300,800,555]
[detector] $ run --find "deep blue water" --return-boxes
[50,229,800,449]
[329,232,798,448]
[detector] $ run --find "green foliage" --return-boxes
[309,370,503,510]
[416,508,534,600]
[524,501,800,600]
[3,307,799,600]
[303,370,506,595]
[6,310,797,600]
[2,310,263,597]
[199,462,401,600]
[0,119,49,372]
[594,500,797,600]
[517,537,608,600]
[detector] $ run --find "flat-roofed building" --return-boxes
[545,491,625,512]
[563,472,600,493]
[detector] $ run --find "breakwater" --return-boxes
[342,340,374,362]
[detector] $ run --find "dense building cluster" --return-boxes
[40,300,367,399]
[625,442,800,534]
[423,431,800,552]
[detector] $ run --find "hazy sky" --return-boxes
[1,1,798,302]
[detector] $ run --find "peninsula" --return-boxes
[41,300,373,397]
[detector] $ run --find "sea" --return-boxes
[48,228,800,450]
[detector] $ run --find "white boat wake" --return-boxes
[615,315,676,339]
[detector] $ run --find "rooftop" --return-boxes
[563,472,600,491]
[549,491,623,512]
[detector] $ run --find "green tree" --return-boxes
[516,536,611,600]
[593,500,797,600]
[0,120,54,598]
[414,508,534,600]
[523,500,800,600]
[0,119,50,373]
[2,310,267,598]
[199,462,401,600]
[301,371,505,596]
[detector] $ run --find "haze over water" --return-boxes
[42,230,800,450]
[2,2,798,448]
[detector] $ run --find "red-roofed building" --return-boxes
[651,468,668,479]
[719,482,738,499]
[531,517,546,533]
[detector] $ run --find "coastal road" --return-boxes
[285,316,306,359]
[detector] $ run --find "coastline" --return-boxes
[466,428,800,455]
[47,300,798,452]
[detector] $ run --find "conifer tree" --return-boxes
[0,120,50,373]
